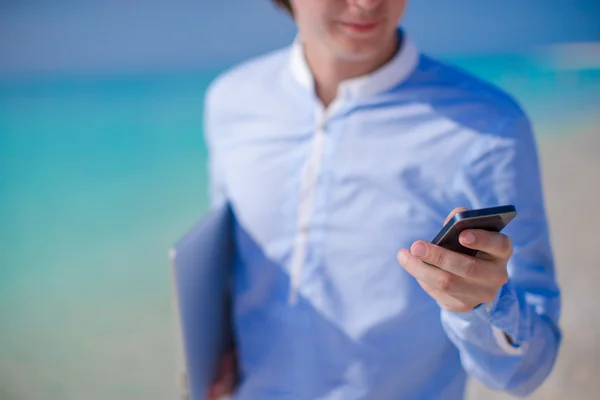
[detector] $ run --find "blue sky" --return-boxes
[1,0,599,75]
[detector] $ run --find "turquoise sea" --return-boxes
[1,56,599,399]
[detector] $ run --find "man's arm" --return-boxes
[204,83,229,208]
[442,114,561,395]
[398,114,561,395]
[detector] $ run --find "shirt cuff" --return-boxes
[442,280,527,356]
[475,282,526,356]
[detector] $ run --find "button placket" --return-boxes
[288,106,331,305]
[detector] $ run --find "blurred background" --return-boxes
[1,1,599,399]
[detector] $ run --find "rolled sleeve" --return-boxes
[442,280,527,357]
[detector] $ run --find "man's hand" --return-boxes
[207,348,238,400]
[397,207,512,312]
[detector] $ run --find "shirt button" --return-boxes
[485,303,493,313]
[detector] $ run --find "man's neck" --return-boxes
[303,33,400,108]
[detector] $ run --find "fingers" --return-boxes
[207,350,237,400]
[398,249,469,294]
[408,240,487,280]
[398,250,499,311]
[398,208,513,314]
[407,240,509,288]
[458,229,513,261]
[444,206,469,226]
[208,372,235,400]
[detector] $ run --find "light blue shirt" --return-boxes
[203,29,561,399]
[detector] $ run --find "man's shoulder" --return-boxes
[205,46,291,112]
[412,54,528,137]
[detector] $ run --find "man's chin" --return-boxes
[330,34,394,62]
[333,44,385,63]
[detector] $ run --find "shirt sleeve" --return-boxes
[440,113,562,396]
[203,84,229,208]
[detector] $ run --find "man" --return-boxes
[204,0,561,399]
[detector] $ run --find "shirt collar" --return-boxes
[289,28,420,100]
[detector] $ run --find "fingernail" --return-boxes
[411,243,427,257]
[461,232,475,245]
[398,251,407,265]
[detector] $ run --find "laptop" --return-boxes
[170,202,235,400]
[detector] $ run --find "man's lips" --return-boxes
[339,20,381,33]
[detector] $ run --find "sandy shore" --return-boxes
[467,126,600,399]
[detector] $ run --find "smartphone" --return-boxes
[431,205,517,257]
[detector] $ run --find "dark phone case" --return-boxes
[431,206,517,257]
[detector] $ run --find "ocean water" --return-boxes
[0,57,599,399]
[0,72,220,399]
